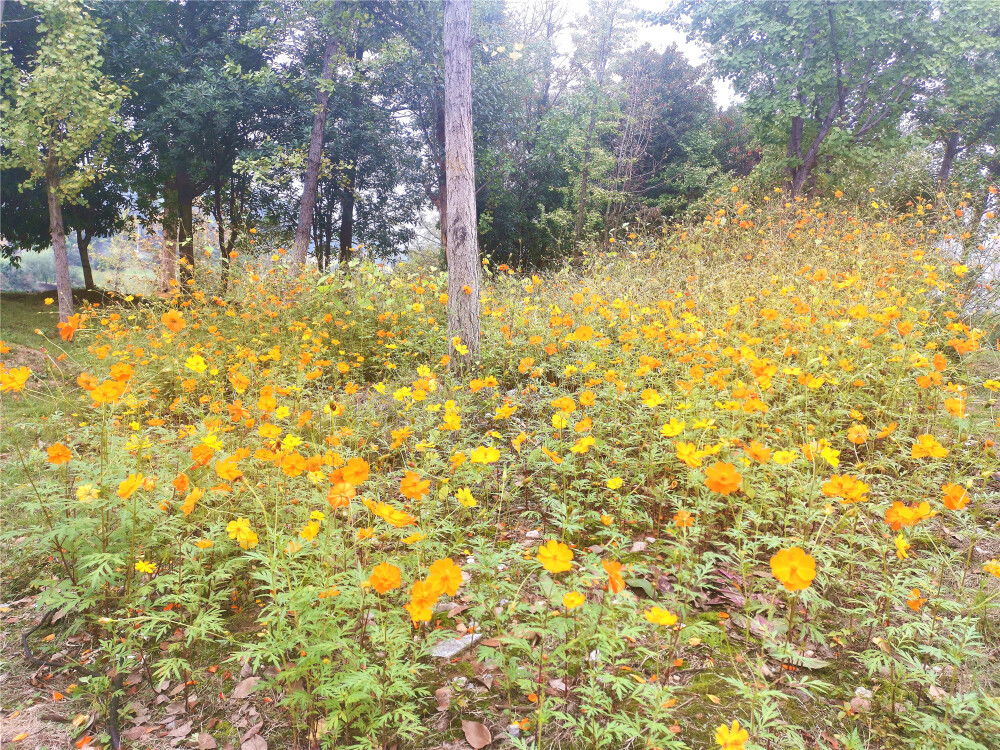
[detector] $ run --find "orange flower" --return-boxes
[944,398,965,418]
[536,540,573,573]
[769,547,816,591]
[172,473,190,493]
[1,364,32,392]
[884,501,933,530]
[117,473,145,500]
[907,588,927,611]
[941,483,969,511]
[370,500,416,528]
[400,471,430,500]
[911,434,947,458]
[91,379,126,405]
[47,443,72,465]
[744,441,770,463]
[541,446,563,464]
[215,459,243,482]
[191,444,214,467]
[57,313,81,341]
[704,462,742,495]
[342,457,370,485]
[280,452,306,477]
[821,474,869,504]
[427,558,463,596]
[846,424,869,444]
[673,510,694,528]
[876,422,898,438]
[603,560,625,594]
[404,578,439,624]
[109,363,134,382]
[327,481,356,508]
[161,310,186,332]
[180,487,204,516]
[367,562,401,594]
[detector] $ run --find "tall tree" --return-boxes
[674,0,943,196]
[290,0,344,273]
[572,0,624,246]
[99,0,275,288]
[443,0,479,367]
[1,0,124,320]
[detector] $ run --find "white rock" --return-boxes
[429,633,482,659]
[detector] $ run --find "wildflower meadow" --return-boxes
[2,192,998,750]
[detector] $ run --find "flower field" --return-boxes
[2,196,999,750]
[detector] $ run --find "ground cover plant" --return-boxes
[2,194,999,750]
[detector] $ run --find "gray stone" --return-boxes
[429,633,482,659]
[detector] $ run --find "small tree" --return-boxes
[443,0,480,369]
[1,0,124,321]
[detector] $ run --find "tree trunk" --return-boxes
[291,14,342,273]
[160,179,178,295]
[786,115,805,195]
[937,133,960,191]
[76,227,95,291]
[443,0,480,369]
[46,168,74,323]
[338,161,357,265]
[176,166,196,287]
[435,99,448,253]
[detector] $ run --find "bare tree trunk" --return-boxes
[46,166,74,323]
[291,13,342,274]
[338,161,357,265]
[176,166,196,287]
[937,133,961,191]
[443,0,480,369]
[160,180,177,295]
[76,227,95,291]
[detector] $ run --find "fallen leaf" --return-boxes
[240,721,263,743]
[462,719,492,749]
[705,694,721,705]
[166,720,193,737]
[435,687,452,712]
[198,733,218,750]
[232,676,259,700]
[242,734,266,750]
[12,733,29,742]
[75,736,93,749]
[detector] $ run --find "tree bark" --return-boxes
[160,179,178,295]
[291,14,342,273]
[76,227,95,291]
[443,0,480,369]
[46,166,74,323]
[176,166,196,287]
[937,133,960,190]
[338,161,357,264]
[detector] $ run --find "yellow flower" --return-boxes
[455,487,477,508]
[570,436,595,454]
[640,388,664,408]
[644,607,678,627]
[773,450,797,465]
[537,540,573,574]
[184,355,208,373]
[895,534,911,560]
[76,484,99,503]
[606,476,623,490]
[562,591,585,609]
[226,517,259,549]
[659,418,685,437]
[117,473,145,500]
[676,441,702,468]
[715,719,749,750]
[135,560,156,575]
[983,560,1000,578]
[470,445,501,464]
